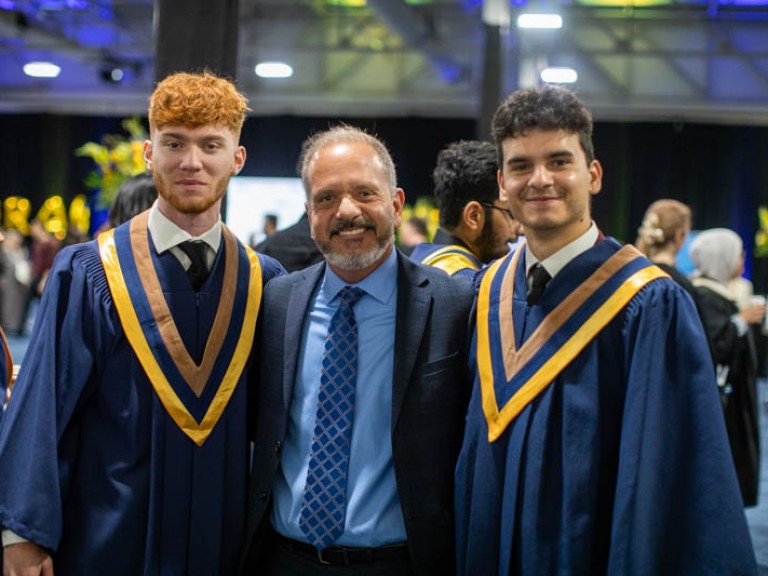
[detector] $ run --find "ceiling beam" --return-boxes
[366,0,466,83]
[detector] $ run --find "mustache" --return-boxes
[330,218,376,235]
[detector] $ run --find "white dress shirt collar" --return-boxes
[525,222,599,279]
[147,202,222,253]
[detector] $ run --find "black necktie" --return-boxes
[526,264,551,306]
[178,241,210,291]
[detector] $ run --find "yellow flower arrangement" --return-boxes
[75,118,147,207]
[755,205,768,258]
[400,197,439,242]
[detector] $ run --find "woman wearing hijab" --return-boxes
[690,228,762,507]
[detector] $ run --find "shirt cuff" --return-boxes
[2,529,29,547]
[731,313,749,337]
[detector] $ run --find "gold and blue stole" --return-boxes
[421,244,482,275]
[0,325,11,408]
[98,211,262,446]
[477,242,668,442]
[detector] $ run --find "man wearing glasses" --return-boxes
[410,140,522,279]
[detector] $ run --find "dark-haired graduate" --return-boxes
[455,85,757,575]
[0,71,284,575]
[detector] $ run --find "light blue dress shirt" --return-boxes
[271,249,407,547]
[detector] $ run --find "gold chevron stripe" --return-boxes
[98,221,262,445]
[129,213,236,397]
[478,244,668,442]
[421,245,480,275]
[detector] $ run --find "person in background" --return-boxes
[0,70,284,575]
[634,199,700,303]
[241,125,474,575]
[456,85,756,575]
[108,171,159,229]
[410,140,520,278]
[728,249,756,311]
[255,213,324,273]
[59,225,90,249]
[263,213,279,238]
[690,228,762,508]
[634,199,718,360]
[0,229,30,336]
[397,215,429,255]
[16,219,60,336]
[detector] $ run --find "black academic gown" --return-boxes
[695,282,761,507]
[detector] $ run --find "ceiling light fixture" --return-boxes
[255,62,293,79]
[482,0,511,26]
[100,67,124,83]
[23,61,61,78]
[517,14,563,29]
[540,67,578,84]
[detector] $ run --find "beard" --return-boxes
[475,219,507,263]
[315,218,395,271]
[153,174,229,215]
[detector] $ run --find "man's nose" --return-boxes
[336,195,361,218]
[528,164,554,188]
[180,146,203,170]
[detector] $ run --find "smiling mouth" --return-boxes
[332,221,375,237]
[337,227,368,236]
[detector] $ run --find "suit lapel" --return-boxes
[282,264,325,408]
[392,253,431,430]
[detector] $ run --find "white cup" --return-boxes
[748,294,766,306]
[749,295,768,333]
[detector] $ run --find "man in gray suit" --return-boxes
[241,125,474,575]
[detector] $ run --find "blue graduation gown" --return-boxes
[456,238,757,575]
[0,229,284,575]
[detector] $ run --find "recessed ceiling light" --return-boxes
[23,62,61,78]
[255,62,293,79]
[517,14,563,29]
[540,67,578,84]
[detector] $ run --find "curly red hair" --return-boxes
[148,70,250,136]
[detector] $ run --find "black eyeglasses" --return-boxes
[481,202,515,220]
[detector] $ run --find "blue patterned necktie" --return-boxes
[299,286,365,549]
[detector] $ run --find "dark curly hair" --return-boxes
[491,85,594,166]
[432,140,499,229]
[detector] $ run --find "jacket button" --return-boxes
[274,441,282,453]
[260,491,268,500]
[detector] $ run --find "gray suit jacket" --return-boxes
[241,251,474,575]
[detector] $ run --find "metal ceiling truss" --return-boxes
[0,0,767,123]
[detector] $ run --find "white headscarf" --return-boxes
[689,228,742,285]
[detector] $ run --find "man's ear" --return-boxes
[462,201,485,232]
[143,139,153,170]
